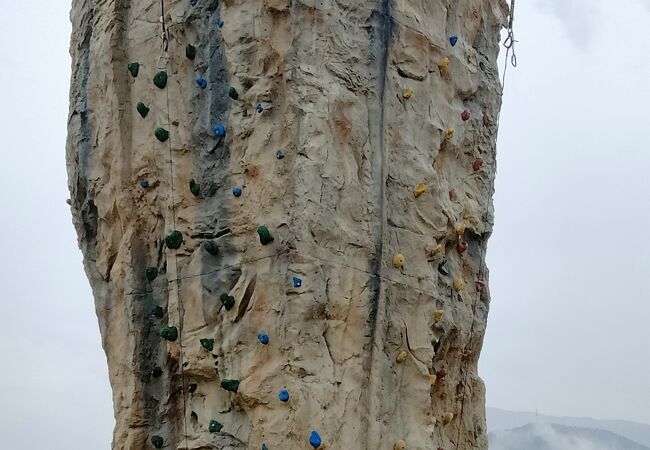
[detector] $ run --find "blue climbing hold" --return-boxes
[216,19,224,28]
[212,123,226,138]
[256,103,264,113]
[196,77,207,89]
[293,277,302,288]
[140,180,150,189]
[191,0,197,5]
[257,333,269,345]
[279,389,290,402]
[232,187,242,197]
[449,35,459,46]
[276,150,285,160]
[261,444,269,450]
[309,431,322,449]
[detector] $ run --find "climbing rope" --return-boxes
[501,0,517,89]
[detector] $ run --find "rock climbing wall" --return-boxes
[66,0,508,449]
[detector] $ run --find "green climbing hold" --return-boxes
[153,305,164,318]
[220,379,240,393]
[189,179,200,196]
[229,87,239,100]
[257,226,274,245]
[203,240,219,256]
[209,420,223,433]
[146,267,158,281]
[151,435,164,448]
[137,102,150,118]
[160,326,178,341]
[128,62,139,78]
[165,230,183,249]
[155,127,169,142]
[220,293,235,311]
[200,338,215,351]
[186,44,197,60]
[153,71,168,89]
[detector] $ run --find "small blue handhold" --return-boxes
[140,180,150,189]
[212,123,226,138]
[216,19,224,28]
[261,445,269,450]
[191,0,197,5]
[449,35,459,46]
[196,77,207,89]
[257,333,269,345]
[279,389,290,402]
[293,277,302,288]
[256,103,263,113]
[275,150,285,160]
[309,431,322,449]
[232,187,242,197]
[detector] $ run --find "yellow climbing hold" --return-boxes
[445,128,455,140]
[394,440,407,450]
[443,413,454,425]
[396,350,408,363]
[438,57,450,71]
[455,224,467,235]
[393,254,405,269]
[428,243,443,257]
[434,310,444,322]
[429,373,438,385]
[403,88,413,100]
[413,183,427,198]
[453,277,465,292]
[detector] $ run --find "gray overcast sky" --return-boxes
[0,1,648,449]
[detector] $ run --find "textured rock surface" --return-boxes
[66,0,508,449]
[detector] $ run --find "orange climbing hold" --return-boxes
[413,183,427,198]
[393,254,405,269]
[445,128,454,140]
[438,57,450,72]
[428,243,443,257]
[434,310,444,322]
[403,88,414,99]
[453,277,465,292]
[394,440,407,450]
[455,224,467,235]
[396,350,408,363]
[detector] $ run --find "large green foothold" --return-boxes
[153,71,168,89]
[200,338,214,352]
[155,127,169,142]
[257,226,274,245]
[203,240,219,256]
[128,62,139,78]
[229,87,239,100]
[186,44,197,60]
[209,420,223,433]
[165,230,183,249]
[137,102,150,118]
[220,293,235,311]
[189,179,200,197]
[153,305,164,318]
[160,326,178,342]
[151,435,164,448]
[220,379,240,393]
[146,267,158,281]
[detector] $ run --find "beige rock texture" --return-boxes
[66,0,508,449]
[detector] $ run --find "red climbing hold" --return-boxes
[436,368,447,380]
[473,158,484,171]
[457,241,468,253]
[461,109,470,121]
[483,112,490,127]
[475,280,485,292]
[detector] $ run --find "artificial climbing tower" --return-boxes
[66,0,509,448]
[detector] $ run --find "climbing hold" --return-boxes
[461,109,471,121]
[453,277,465,292]
[128,62,140,78]
[445,128,454,140]
[413,183,427,198]
[393,254,405,269]
[151,435,164,448]
[449,35,459,47]
[155,127,169,142]
[189,179,200,197]
[209,419,223,433]
[279,389,290,402]
[146,267,158,281]
[200,338,215,352]
[196,77,208,89]
[220,293,235,311]
[434,310,444,323]
[394,440,407,450]
[436,368,447,380]
[309,431,322,449]
[276,150,285,159]
[257,226,274,245]
[66,198,72,205]
[153,71,168,89]
[428,243,443,257]
[151,366,163,378]
[215,19,224,28]
[483,112,491,127]
[188,383,198,393]
[293,276,303,288]
[140,179,150,189]
[220,379,240,393]
[256,103,264,113]
[262,444,269,450]
[257,333,269,345]
[455,224,467,235]
[438,260,450,276]
[153,306,164,318]
[137,102,150,118]
[165,230,183,249]
[457,241,468,254]
[160,326,178,341]
[232,187,242,197]
[203,240,219,256]
[443,412,454,425]
[212,123,226,138]
[475,280,485,292]
[186,44,197,60]
[429,374,438,385]
[402,87,413,100]
[396,350,408,363]
[190,0,198,5]
[229,87,239,100]
[438,57,450,72]
[473,158,484,171]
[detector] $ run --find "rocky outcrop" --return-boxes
[66,0,508,449]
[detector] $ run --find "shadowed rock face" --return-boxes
[66,0,507,449]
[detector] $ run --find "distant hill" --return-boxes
[488,408,650,448]
[489,423,650,450]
